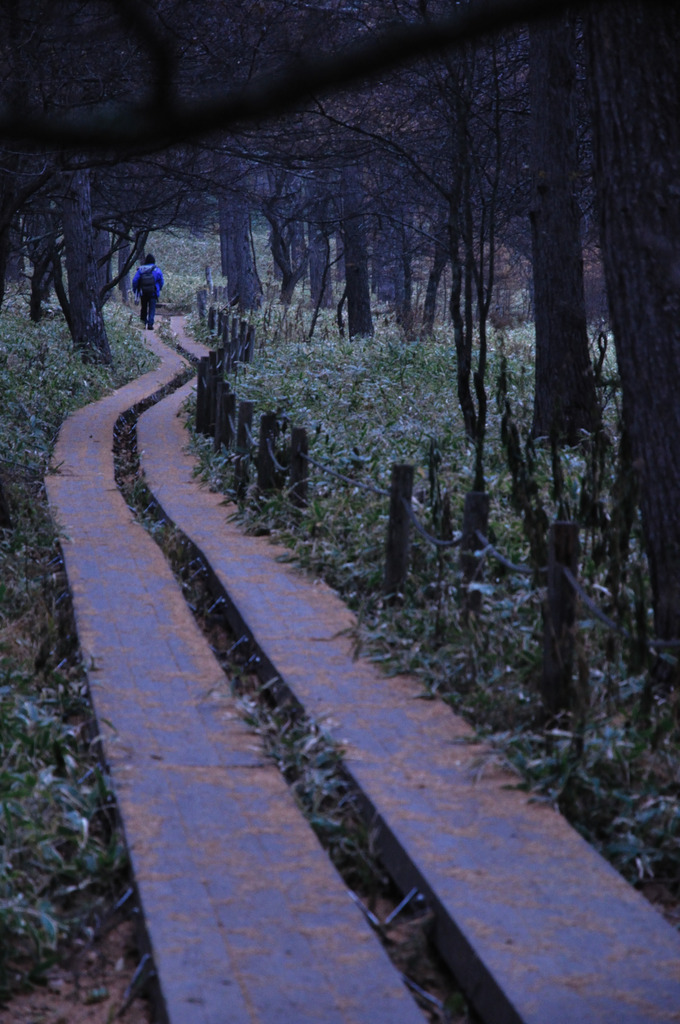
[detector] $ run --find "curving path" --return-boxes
[47,318,680,1024]
[45,329,423,1024]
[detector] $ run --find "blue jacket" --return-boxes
[133,262,164,298]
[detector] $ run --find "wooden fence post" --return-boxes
[224,392,236,449]
[195,356,210,435]
[230,318,239,373]
[289,427,308,509]
[222,339,233,376]
[207,349,218,436]
[384,464,414,600]
[0,477,12,529]
[460,491,490,616]
[234,399,254,498]
[213,380,229,452]
[208,306,216,333]
[542,521,580,717]
[245,324,256,364]
[257,412,279,491]
[238,319,248,362]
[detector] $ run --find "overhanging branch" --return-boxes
[0,0,608,152]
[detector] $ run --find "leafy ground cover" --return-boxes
[0,299,158,1005]
[186,305,680,926]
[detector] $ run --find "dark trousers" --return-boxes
[140,293,157,327]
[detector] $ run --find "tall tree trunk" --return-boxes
[341,163,373,338]
[266,214,308,305]
[0,221,11,309]
[530,14,599,445]
[94,226,111,302]
[219,195,261,310]
[62,170,111,364]
[423,213,449,334]
[373,216,412,328]
[118,239,131,304]
[585,4,680,681]
[309,221,333,309]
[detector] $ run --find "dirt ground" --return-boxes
[0,919,152,1024]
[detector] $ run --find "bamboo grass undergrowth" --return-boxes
[0,300,158,999]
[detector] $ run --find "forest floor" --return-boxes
[1,919,152,1024]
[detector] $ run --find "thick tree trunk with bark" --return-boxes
[24,211,56,322]
[0,220,11,309]
[530,15,599,444]
[308,221,333,309]
[423,215,448,334]
[117,239,131,304]
[266,214,308,305]
[373,216,412,327]
[62,170,111,364]
[585,4,680,678]
[219,195,261,310]
[341,163,373,338]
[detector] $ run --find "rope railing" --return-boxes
[244,422,257,448]
[301,451,390,498]
[475,531,534,575]
[401,497,461,549]
[266,436,287,475]
[560,564,680,651]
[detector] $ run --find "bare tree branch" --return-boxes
[0,0,610,152]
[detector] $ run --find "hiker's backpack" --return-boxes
[139,267,156,298]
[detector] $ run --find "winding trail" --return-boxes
[46,318,680,1024]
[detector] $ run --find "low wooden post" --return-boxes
[230,318,239,374]
[289,426,308,509]
[215,343,224,378]
[222,331,233,375]
[0,477,12,529]
[207,349,218,435]
[384,463,414,600]
[542,521,580,717]
[195,356,210,435]
[196,288,208,319]
[208,306,216,333]
[234,399,254,498]
[245,324,256,364]
[224,392,236,449]
[213,380,228,452]
[460,491,490,616]
[238,319,248,362]
[217,308,225,337]
[257,412,278,491]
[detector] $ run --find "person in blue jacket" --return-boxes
[132,253,164,329]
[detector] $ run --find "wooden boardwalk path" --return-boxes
[45,332,423,1024]
[47,318,680,1024]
